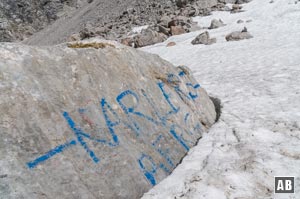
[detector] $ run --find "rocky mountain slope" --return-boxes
[0,0,83,42]
[1,0,251,45]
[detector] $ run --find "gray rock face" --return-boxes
[0,40,216,199]
[191,31,216,45]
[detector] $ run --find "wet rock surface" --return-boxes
[0,40,216,198]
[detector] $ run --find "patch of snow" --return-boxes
[128,25,149,36]
[141,0,300,198]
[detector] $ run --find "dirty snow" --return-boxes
[141,0,300,198]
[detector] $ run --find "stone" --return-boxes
[168,19,179,28]
[191,31,216,45]
[170,26,186,35]
[176,0,188,8]
[168,16,190,28]
[158,25,170,36]
[120,37,135,47]
[158,15,172,27]
[210,37,217,44]
[166,41,176,47]
[0,39,216,199]
[222,0,237,3]
[189,23,202,32]
[225,28,253,41]
[223,6,232,11]
[94,26,108,35]
[121,27,168,48]
[236,0,252,4]
[208,19,225,29]
[134,28,168,48]
[237,19,244,24]
[196,0,219,9]
[232,4,243,10]
[67,33,81,42]
[79,23,97,39]
[188,6,199,17]
[231,4,244,13]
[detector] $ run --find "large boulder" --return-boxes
[0,39,216,198]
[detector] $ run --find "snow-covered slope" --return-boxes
[141,0,300,198]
